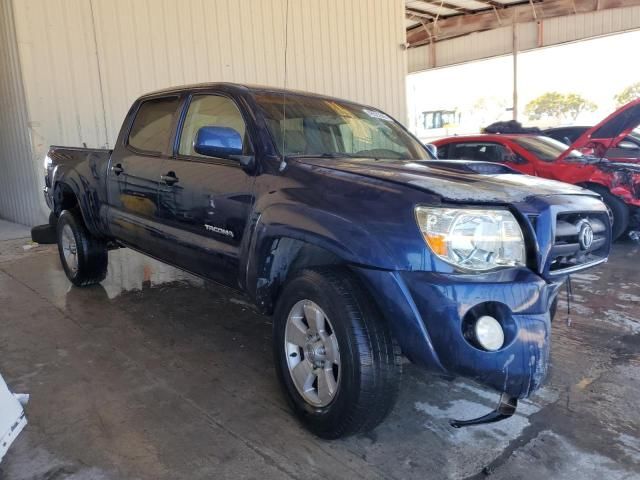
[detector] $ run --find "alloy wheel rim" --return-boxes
[284,300,341,407]
[61,224,78,274]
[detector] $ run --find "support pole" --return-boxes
[512,22,518,121]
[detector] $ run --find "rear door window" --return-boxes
[128,97,181,154]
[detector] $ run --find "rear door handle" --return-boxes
[112,163,124,175]
[160,172,179,185]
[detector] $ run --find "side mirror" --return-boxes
[194,126,243,158]
[425,143,438,158]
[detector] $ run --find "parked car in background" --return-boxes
[545,126,640,150]
[36,83,611,438]
[544,100,640,163]
[543,126,590,145]
[434,101,640,240]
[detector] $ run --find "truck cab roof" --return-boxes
[138,82,370,109]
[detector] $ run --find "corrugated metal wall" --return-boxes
[408,5,640,72]
[0,1,407,228]
[0,0,47,226]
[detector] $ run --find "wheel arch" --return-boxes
[250,235,344,314]
[244,204,399,314]
[52,179,103,238]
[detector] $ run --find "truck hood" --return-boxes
[294,157,597,203]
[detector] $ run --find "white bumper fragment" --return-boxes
[0,374,28,463]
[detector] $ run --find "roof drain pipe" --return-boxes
[279,0,290,173]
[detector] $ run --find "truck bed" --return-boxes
[45,145,113,236]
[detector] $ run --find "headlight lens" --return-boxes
[474,315,505,351]
[44,154,52,171]
[415,206,526,271]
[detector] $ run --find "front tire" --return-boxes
[589,185,629,241]
[273,267,401,439]
[57,209,108,286]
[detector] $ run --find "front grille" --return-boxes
[547,212,610,275]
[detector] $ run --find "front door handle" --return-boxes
[160,172,179,186]
[112,163,124,175]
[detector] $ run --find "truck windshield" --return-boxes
[254,92,429,160]
[511,135,584,162]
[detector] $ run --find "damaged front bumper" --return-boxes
[356,266,563,425]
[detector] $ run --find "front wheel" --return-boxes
[57,209,108,287]
[588,185,629,241]
[273,267,402,439]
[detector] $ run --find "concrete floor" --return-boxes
[0,220,30,241]
[0,233,639,480]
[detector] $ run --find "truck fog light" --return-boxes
[474,315,504,351]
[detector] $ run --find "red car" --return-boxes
[433,100,640,240]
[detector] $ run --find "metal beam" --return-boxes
[430,1,475,15]
[406,7,436,20]
[406,0,640,46]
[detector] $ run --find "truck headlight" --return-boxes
[415,206,526,272]
[44,154,52,171]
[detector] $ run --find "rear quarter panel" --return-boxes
[48,146,112,236]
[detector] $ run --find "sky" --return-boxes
[406,29,640,135]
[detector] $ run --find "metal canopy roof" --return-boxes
[406,0,638,47]
[405,0,527,29]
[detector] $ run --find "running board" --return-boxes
[450,393,518,428]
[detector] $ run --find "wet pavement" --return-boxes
[0,236,638,479]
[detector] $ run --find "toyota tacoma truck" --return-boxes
[36,83,611,439]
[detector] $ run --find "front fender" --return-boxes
[243,203,399,311]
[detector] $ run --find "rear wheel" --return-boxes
[273,267,402,439]
[57,209,108,286]
[588,185,629,241]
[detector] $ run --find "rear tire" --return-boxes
[273,266,402,439]
[31,224,57,244]
[56,209,108,286]
[30,211,60,244]
[588,185,629,241]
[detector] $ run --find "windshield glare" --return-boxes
[254,92,429,160]
[511,135,582,162]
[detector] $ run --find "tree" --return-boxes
[564,93,597,121]
[525,92,597,122]
[471,96,509,125]
[614,82,640,106]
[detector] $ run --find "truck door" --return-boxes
[106,96,182,257]
[156,93,255,288]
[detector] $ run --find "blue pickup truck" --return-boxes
[37,83,611,438]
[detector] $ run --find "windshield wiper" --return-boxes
[287,153,364,159]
